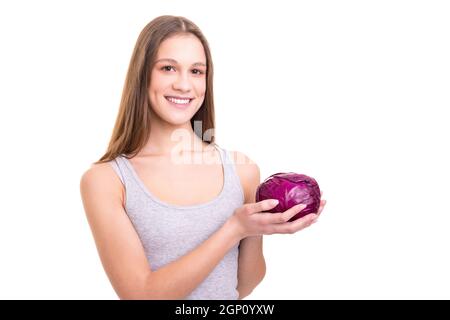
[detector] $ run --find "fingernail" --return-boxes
[271,200,279,206]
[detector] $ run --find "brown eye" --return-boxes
[161,66,175,72]
[192,69,204,75]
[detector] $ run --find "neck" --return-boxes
[139,118,212,157]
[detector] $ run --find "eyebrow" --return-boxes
[155,58,206,67]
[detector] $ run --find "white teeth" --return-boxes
[166,97,190,104]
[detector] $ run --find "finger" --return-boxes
[273,213,318,234]
[246,199,279,214]
[260,203,307,224]
[282,203,308,222]
[316,199,327,216]
[317,204,323,215]
[316,208,322,216]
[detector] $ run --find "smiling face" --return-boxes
[148,33,207,126]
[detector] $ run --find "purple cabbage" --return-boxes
[255,172,321,221]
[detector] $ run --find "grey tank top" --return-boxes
[109,143,245,300]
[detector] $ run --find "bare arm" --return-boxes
[80,163,242,299]
[233,152,266,299]
[237,235,265,299]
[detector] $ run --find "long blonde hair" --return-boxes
[96,15,215,164]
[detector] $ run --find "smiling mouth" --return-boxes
[165,96,193,107]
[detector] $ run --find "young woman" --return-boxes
[80,15,326,300]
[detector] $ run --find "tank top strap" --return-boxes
[109,155,132,187]
[214,144,245,203]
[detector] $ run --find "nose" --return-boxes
[172,72,193,93]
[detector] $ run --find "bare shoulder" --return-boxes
[80,161,124,207]
[228,150,261,203]
[80,161,152,299]
[228,150,260,179]
[81,161,116,181]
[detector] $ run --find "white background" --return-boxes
[0,0,449,299]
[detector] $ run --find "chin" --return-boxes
[162,113,195,126]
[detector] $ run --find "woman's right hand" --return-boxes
[230,199,324,239]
